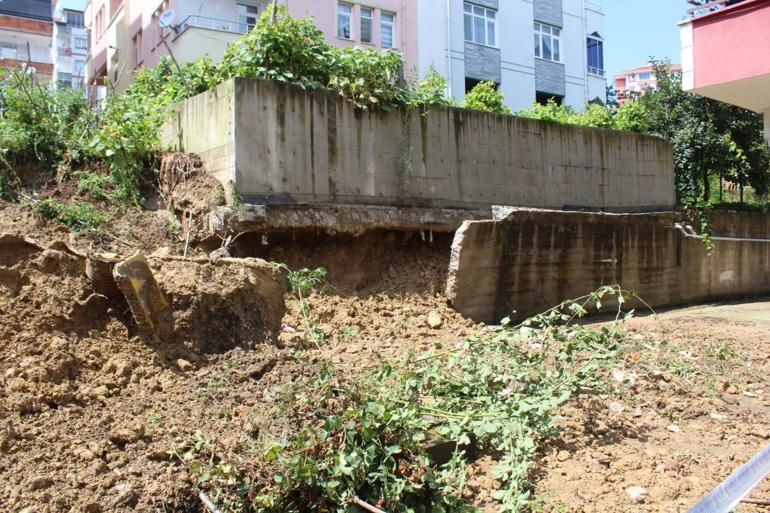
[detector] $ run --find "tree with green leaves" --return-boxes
[639,60,770,204]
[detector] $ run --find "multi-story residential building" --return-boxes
[0,0,54,82]
[681,0,770,143]
[613,63,683,104]
[52,0,88,92]
[85,0,605,111]
[85,0,417,93]
[417,0,607,110]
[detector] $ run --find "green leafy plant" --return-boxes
[280,266,328,349]
[32,198,109,232]
[180,286,633,513]
[462,81,511,114]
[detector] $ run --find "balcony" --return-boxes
[681,0,770,114]
[175,15,252,37]
[686,0,749,18]
[587,66,605,77]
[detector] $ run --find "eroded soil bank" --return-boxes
[2,198,770,512]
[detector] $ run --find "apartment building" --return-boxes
[52,0,88,92]
[681,0,770,143]
[84,0,417,92]
[417,0,607,111]
[0,0,54,82]
[613,63,683,104]
[84,0,604,110]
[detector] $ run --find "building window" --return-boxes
[639,72,651,80]
[586,35,603,76]
[132,30,143,69]
[58,72,73,88]
[536,91,563,105]
[74,59,85,77]
[464,3,496,47]
[1,42,18,60]
[65,9,85,28]
[534,22,561,62]
[75,37,88,50]
[359,7,373,44]
[337,2,352,39]
[237,3,259,32]
[381,11,395,48]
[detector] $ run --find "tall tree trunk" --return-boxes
[703,169,710,202]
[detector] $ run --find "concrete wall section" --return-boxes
[447,210,770,323]
[164,79,675,212]
[163,80,236,194]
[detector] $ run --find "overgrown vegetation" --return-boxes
[462,81,511,114]
[176,287,632,512]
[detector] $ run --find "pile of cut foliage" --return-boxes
[175,286,630,513]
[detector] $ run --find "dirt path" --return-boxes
[533,299,770,513]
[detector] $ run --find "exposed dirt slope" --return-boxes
[3,194,770,513]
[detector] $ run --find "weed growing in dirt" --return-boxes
[279,266,328,348]
[32,198,110,232]
[75,171,118,201]
[178,286,632,513]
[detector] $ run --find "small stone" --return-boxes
[109,483,139,508]
[427,311,443,329]
[92,385,110,398]
[556,450,570,462]
[626,486,648,504]
[611,368,626,382]
[710,413,727,421]
[176,359,194,372]
[108,423,145,445]
[750,427,770,439]
[609,401,625,414]
[84,503,101,513]
[667,424,681,433]
[29,476,53,491]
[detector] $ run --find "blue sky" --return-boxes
[604,0,688,79]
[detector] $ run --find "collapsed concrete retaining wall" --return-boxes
[163,78,676,213]
[447,210,770,323]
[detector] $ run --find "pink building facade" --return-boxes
[613,63,682,104]
[681,0,770,142]
[85,0,418,93]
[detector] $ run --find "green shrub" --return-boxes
[76,171,117,201]
[32,197,109,231]
[0,70,94,171]
[407,67,452,108]
[613,100,649,133]
[462,81,511,114]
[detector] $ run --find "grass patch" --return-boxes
[32,198,110,232]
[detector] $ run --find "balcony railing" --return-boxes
[686,0,747,18]
[585,0,604,13]
[176,15,252,37]
[587,66,605,77]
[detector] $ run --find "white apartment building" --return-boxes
[52,0,88,92]
[417,0,606,111]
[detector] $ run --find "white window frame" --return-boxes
[0,42,18,60]
[380,10,395,48]
[337,2,352,40]
[237,3,259,32]
[464,3,496,47]
[534,22,561,63]
[360,6,373,44]
[586,35,603,76]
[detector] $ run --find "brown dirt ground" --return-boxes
[3,182,770,512]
